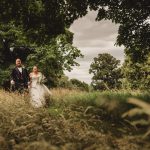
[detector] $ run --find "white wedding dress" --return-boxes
[29,72,51,108]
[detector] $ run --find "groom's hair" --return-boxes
[16,58,21,61]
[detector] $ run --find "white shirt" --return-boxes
[18,67,22,73]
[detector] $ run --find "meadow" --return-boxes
[0,89,150,150]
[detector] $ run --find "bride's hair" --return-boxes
[33,65,38,68]
[33,65,38,70]
[33,65,41,72]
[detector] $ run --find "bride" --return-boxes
[29,66,51,108]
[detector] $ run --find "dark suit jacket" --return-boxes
[10,67,29,89]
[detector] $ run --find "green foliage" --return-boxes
[57,75,73,89]
[70,78,89,91]
[0,1,63,41]
[0,64,15,88]
[54,76,89,91]
[0,69,10,86]
[0,0,88,42]
[0,0,149,89]
[0,22,32,68]
[0,0,149,55]
[0,0,84,87]
[89,0,150,59]
[89,53,122,90]
[65,0,150,60]
[88,1,150,89]
[0,22,29,47]
[27,33,83,87]
[122,53,150,89]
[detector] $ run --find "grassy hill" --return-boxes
[0,89,150,150]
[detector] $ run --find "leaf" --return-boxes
[143,129,150,139]
[128,98,150,109]
[122,108,144,118]
[127,98,150,116]
[84,106,94,115]
[131,119,150,126]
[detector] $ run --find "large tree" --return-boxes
[27,32,83,87]
[1,0,149,55]
[0,1,84,87]
[122,52,150,89]
[89,53,122,90]
[0,0,88,44]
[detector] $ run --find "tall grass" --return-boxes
[123,98,150,138]
[0,89,150,150]
[51,89,150,114]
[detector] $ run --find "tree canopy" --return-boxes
[89,53,122,90]
[0,0,85,87]
[0,0,149,50]
[122,53,150,89]
[70,78,89,91]
[0,0,149,88]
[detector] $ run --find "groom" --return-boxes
[10,58,29,93]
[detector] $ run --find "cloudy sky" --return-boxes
[65,11,125,84]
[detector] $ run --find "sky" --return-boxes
[65,11,125,84]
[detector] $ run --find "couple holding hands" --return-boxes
[10,58,51,108]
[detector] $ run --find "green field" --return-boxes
[0,89,150,150]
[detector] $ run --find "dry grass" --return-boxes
[123,98,150,138]
[0,89,150,150]
[50,88,83,100]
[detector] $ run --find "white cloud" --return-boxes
[65,11,125,84]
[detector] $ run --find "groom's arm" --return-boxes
[24,68,30,86]
[10,69,16,85]
[26,69,30,82]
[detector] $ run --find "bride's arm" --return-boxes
[39,72,46,83]
[28,73,32,88]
